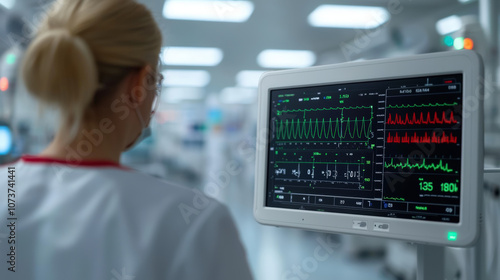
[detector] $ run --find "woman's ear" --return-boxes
[128,65,153,106]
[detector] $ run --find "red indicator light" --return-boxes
[444,80,453,84]
[0,77,9,92]
[464,38,474,50]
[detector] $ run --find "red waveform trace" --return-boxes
[386,131,458,144]
[386,111,458,125]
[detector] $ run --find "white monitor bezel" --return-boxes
[254,50,483,247]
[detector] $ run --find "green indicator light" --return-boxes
[6,54,16,65]
[444,36,454,47]
[448,231,458,241]
[454,37,464,50]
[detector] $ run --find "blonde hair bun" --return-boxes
[22,28,98,117]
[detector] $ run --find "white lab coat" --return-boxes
[0,156,253,280]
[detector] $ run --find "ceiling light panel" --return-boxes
[257,49,316,69]
[161,70,211,87]
[163,0,254,22]
[0,0,14,9]
[161,47,223,66]
[436,15,462,35]
[308,5,390,29]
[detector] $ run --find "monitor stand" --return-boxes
[417,244,445,280]
[416,215,486,280]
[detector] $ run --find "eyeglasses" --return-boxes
[149,72,163,118]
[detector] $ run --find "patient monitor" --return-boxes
[254,51,483,248]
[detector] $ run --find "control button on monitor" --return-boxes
[382,201,407,211]
[412,204,431,212]
[409,203,455,215]
[274,193,291,202]
[352,220,368,230]
[292,195,309,203]
[373,222,390,232]
[315,196,334,205]
[363,200,381,209]
[334,198,364,208]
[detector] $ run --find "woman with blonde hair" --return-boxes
[0,0,253,279]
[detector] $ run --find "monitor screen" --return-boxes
[266,73,463,223]
[0,125,13,156]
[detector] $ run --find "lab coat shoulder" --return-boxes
[107,169,254,280]
[166,197,254,280]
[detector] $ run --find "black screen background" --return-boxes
[265,74,463,223]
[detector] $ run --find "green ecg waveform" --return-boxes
[384,197,405,201]
[277,106,372,118]
[384,158,455,173]
[276,106,373,142]
[386,102,458,109]
[276,117,372,141]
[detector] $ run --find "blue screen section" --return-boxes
[0,126,13,155]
